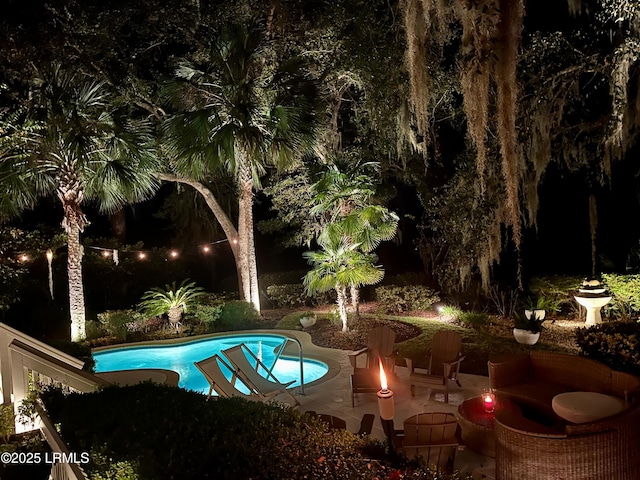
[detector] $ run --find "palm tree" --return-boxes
[162,23,319,314]
[303,236,383,332]
[0,64,159,341]
[310,158,398,316]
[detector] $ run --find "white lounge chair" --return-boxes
[194,354,277,402]
[222,343,300,406]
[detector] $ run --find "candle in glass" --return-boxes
[482,389,496,413]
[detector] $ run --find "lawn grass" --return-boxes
[361,313,575,376]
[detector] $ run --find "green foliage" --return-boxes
[458,311,491,327]
[601,273,640,318]
[513,311,546,334]
[218,301,261,330]
[375,285,440,314]
[39,384,367,480]
[575,321,640,375]
[275,311,317,330]
[191,304,223,327]
[85,320,106,341]
[439,305,463,322]
[138,280,205,318]
[0,405,14,443]
[528,275,584,315]
[266,284,335,308]
[97,310,136,342]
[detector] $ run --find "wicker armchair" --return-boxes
[490,351,640,479]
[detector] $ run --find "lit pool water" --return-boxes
[94,334,329,395]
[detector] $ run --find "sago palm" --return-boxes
[162,23,320,314]
[138,280,205,333]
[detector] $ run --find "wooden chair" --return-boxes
[405,330,465,403]
[401,412,460,473]
[348,326,396,406]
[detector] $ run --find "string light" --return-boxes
[12,237,232,266]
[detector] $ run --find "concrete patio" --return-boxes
[292,346,495,478]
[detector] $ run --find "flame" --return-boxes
[379,360,388,391]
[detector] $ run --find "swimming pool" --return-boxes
[93,333,329,395]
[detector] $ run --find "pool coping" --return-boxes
[92,329,342,389]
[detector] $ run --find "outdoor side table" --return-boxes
[456,395,519,458]
[551,391,626,424]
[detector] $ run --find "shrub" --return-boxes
[375,285,440,314]
[97,310,137,341]
[439,305,463,322]
[218,301,261,329]
[40,384,461,480]
[266,284,336,308]
[528,275,584,316]
[459,311,491,327]
[602,273,640,319]
[575,321,640,375]
[85,320,106,340]
[266,284,310,308]
[192,304,223,326]
[138,280,206,331]
[275,311,316,330]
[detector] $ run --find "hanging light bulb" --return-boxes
[19,254,29,262]
[102,250,111,258]
[202,245,211,253]
[138,252,147,260]
[46,249,54,299]
[170,250,179,258]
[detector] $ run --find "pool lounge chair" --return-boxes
[222,343,300,406]
[194,354,277,402]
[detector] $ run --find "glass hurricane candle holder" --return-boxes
[482,388,496,413]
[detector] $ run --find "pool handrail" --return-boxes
[271,334,305,395]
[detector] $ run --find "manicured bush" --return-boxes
[40,384,462,480]
[575,321,640,375]
[375,285,440,314]
[218,301,261,329]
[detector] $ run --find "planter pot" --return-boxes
[513,328,540,345]
[524,309,546,321]
[299,316,316,328]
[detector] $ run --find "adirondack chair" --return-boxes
[348,326,396,406]
[401,412,460,473]
[405,330,465,403]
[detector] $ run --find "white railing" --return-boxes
[9,339,108,435]
[38,403,88,480]
[0,323,84,405]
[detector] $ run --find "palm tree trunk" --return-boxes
[336,284,349,332]
[237,155,257,311]
[65,212,86,342]
[350,284,360,319]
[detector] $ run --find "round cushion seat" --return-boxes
[552,391,626,424]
